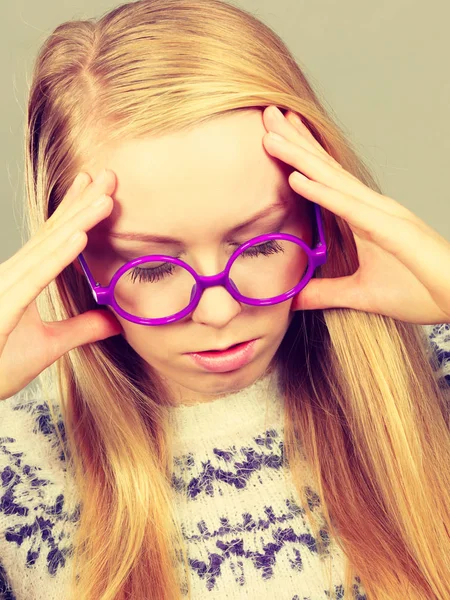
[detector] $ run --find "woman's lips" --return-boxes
[201,342,244,352]
[186,339,258,373]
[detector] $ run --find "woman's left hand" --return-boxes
[262,105,450,325]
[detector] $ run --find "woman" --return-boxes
[0,1,449,598]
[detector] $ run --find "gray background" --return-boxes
[2,0,449,263]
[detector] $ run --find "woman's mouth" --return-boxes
[186,339,258,373]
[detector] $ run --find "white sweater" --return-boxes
[0,324,448,600]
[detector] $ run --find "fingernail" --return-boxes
[92,194,110,208]
[268,132,284,143]
[291,113,303,126]
[272,106,285,120]
[73,172,86,188]
[96,169,108,184]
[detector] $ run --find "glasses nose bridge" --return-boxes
[194,269,232,295]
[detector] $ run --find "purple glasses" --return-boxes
[76,203,327,326]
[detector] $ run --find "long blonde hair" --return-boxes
[23,1,450,598]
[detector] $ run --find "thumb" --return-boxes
[46,309,124,356]
[291,275,362,312]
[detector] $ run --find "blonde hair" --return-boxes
[23,1,450,598]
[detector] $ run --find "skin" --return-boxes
[75,109,313,406]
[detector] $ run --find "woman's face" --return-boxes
[78,109,313,405]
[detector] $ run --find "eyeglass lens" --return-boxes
[112,238,309,320]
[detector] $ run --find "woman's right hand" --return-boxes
[0,169,123,400]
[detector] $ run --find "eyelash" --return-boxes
[127,239,284,284]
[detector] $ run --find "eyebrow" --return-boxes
[107,193,290,245]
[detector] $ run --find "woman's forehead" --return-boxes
[83,110,301,243]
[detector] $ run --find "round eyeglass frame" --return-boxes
[76,203,327,326]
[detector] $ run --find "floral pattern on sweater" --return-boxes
[0,323,448,599]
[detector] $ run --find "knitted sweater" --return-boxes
[0,324,448,600]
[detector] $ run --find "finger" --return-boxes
[1,182,113,279]
[264,133,413,219]
[1,173,90,277]
[0,198,112,339]
[0,230,87,338]
[286,172,417,254]
[20,170,115,262]
[6,194,111,290]
[60,171,92,205]
[264,105,357,181]
[2,172,96,276]
[291,273,364,312]
[286,111,330,154]
[263,106,333,164]
[0,310,123,392]
[43,309,123,359]
[264,105,343,170]
[49,169,116,229]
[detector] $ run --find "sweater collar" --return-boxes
[167,363,284,447]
